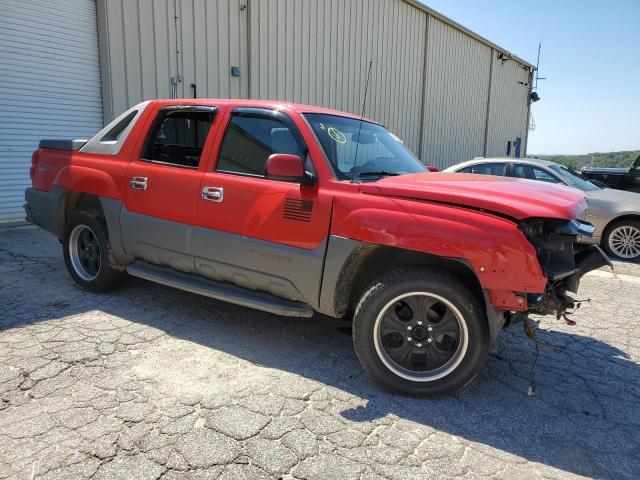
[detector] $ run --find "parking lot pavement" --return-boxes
[0,226,639,480]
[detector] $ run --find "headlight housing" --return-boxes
[519,218,610,317]
[519,218,594,282]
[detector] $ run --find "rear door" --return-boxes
[121,105,219,272]
[512,163,563,185]
[193,107,332,305]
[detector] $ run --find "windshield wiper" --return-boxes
[353,170,401,181]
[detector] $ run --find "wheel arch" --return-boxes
[65,191,104,217]
[602,213,640,235]
[322,240,506,351]
[62,192,127,264]
[601,214,640,260]
[335,245,486,317]
[38,188,103,239]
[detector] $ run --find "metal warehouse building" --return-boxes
[0,0,534,225]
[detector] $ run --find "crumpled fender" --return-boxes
[331,193,548,309]
[360,173,588,220]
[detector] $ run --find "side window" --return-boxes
[101,110,137,142]
[216,113,305,176]
[458,166,472,173]
[469,163,507,176]
[142,109,215,168]
[532,167,561,183]
[514,164,561,183]
[514,164,533,180]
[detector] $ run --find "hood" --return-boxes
[586,186,640,209]
[358,173,588,220]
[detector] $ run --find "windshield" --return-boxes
[303,113,426,181]
[549,164,600,191]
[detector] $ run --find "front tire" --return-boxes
[603,220,640,262]
[352,268,489,396]
[63,211,125,292]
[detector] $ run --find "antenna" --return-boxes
[351,60,373,182]
[534,41,546,89]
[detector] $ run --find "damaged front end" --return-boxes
[519,218,613,320]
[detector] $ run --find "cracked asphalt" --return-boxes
[1,225,639,480]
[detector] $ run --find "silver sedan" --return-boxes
[444,157,640,261]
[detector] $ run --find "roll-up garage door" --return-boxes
[0,0,103,224]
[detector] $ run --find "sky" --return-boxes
[421,0,640,155]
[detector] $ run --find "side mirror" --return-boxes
[265,153,314,184]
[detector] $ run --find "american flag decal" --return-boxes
[283,198,313,222]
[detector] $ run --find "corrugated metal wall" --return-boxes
[0,0,103,225]
[420,16,492,170]
[97,0,249,121]
[98,0,532,168]
[247,0,427,154]
[485,55,531,157]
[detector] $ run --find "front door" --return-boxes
[121,105,219,273]
[194,108,332,305]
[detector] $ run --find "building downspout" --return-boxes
[170,0,182,98]
[417,14,430,162]
[246,0,252,99]
[95,0,113,123]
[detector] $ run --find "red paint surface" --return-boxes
[359,173,588,221]
[30,99,591,310]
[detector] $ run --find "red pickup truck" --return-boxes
[25,99,608,395]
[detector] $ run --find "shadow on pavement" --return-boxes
[1,226,639,479]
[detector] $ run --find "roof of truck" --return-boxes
[148,98,378,124]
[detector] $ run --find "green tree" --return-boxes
[529,151,639,169]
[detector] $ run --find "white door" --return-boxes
[0,0,103,224]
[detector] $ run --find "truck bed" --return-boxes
[38,139,88,151]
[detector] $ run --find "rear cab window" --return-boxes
[141,107,217,169]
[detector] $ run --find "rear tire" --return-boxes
[63,211,125,292]
[602,219,640,262]
[352,268,489,396]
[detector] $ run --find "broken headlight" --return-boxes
[519,217,611,317]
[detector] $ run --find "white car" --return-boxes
[445,157,640,261]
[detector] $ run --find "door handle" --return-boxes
[201,186,224,202]
[129,176,148,190]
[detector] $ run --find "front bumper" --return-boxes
[520,218,612,317]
